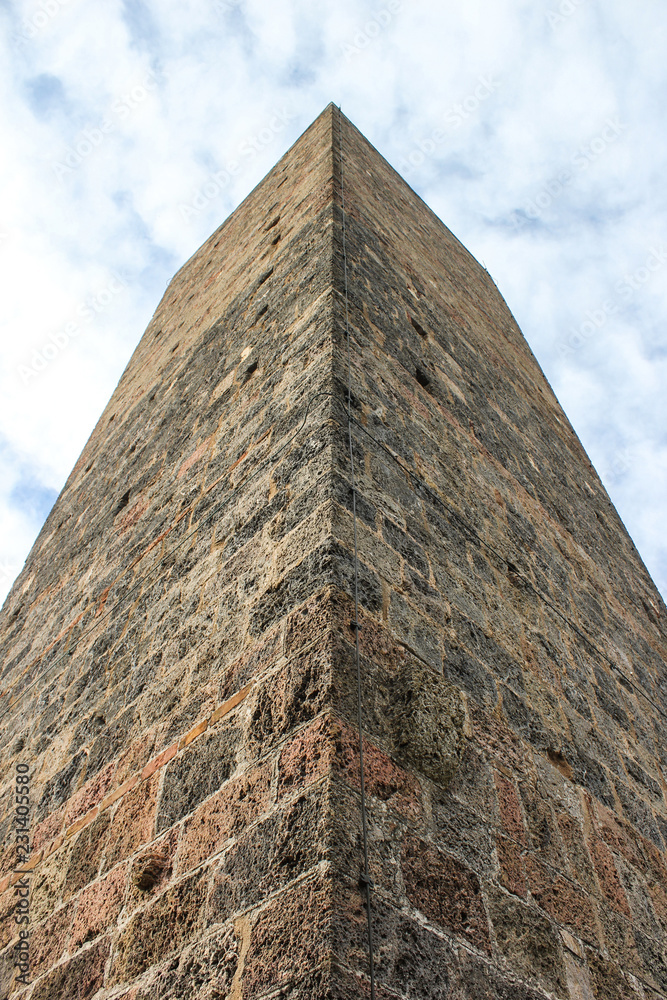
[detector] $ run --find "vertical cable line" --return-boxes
[337,105,376,1000]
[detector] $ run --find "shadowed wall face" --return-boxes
[0,105,666,1000]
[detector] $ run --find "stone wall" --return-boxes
[324,110,667,999]
[0,104,666,999]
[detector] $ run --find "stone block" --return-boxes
[156,718,241,833]
[401,835,490,952]
[388,590,443,671]
[487,887,567,997]
[596,902,643,981]
[103,772,160,873]
[494,772,527,846]
[218,628,282,701]
[452,949,551,1000]
[496,836,526,897]
[177,761,272,873]
[555,812,597,892]
[391,659,467,789]
[209,681,253,725]
[100,774,139,812]
[332,878,458,996]
[524,854,599,944]
[518,778,565,869]
[243,643,335,759]
[588,836,631,917]
[110,869,208,984]
[0,888,17,951]
[71,861,128,948]
[132,925,239,999]
[208,782,328,923]
[115,730,158,785]
[278,715,424,824]
[470,703,526,771]
[31,805,65,854]
[63,760,116,830]
[30,936,110,1000]
[242,875,331,996]
[431,791,495,876]
[30,900,76,977]
[29,842,70,920]
[585,949,643,1000]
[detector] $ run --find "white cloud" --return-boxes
[0,0,665,605]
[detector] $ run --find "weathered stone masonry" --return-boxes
[1,104,667,999]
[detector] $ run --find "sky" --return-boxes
[0,0,665,607]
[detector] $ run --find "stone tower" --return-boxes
[1,104,667,1000]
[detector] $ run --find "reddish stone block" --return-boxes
[346,733,423,824]
[278,715,423,823]
[278,715,335,792]
[496,836,526,897]
[30,901,76,977]
[588,836,631,917]
[594,802,648,872]
[63,760,116,829]
[117,495,148,532]
[32,805,65,854]
[401,835,490,953]
[71,862,128,948]
[177,762,272,873]
[30,936,110,1000]
[104,772,160,872]
[524,855,599,943]
[177,435,213,479]
[556,812,597,892]
[494,771,527,845]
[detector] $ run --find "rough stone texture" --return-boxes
[0,104,666,997]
